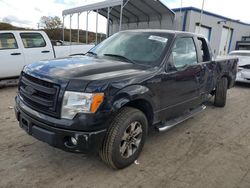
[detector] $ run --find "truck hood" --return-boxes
[25,56,150,79]
[24,56,155,92]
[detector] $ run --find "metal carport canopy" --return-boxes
[62,0,175,23]
[62,0,175,43]
[62,0,123,16]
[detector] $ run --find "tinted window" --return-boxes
[172,37,197,69]
[0,33,18,50]
[20,33,46,48]
[89,32,173,66]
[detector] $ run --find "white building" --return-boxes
[173,7,250,55]
[62,1,250,55]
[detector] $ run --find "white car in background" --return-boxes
[0,30,94,80]
[229,50,250,83]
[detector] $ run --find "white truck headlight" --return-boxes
[61,91,104,119]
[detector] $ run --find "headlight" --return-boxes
[61,91,104,119]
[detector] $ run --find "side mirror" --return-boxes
[166,53,177,72]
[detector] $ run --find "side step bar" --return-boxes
[156,105,206,132]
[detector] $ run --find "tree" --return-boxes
[39,16,62,29]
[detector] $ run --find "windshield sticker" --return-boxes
[148,35,168,43]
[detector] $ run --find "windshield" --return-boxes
[88,31,173,66]
[229,52,250,66]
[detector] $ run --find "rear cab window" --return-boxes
[20,33,46,48]
[0,33,18,50]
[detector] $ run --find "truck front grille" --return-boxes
[19,73,60,117]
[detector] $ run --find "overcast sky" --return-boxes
[0,0,250,33]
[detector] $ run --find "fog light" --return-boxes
[71,137,77,145]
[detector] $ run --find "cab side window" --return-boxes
[171,37,198,69]
[0,33,18,50]
[20,33,46,48]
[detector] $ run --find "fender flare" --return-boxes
[112,85,155,111]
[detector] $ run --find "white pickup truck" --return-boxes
[0,30,94,80]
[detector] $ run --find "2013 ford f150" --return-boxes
[15,30,238,169]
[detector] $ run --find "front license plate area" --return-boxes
[19,116,31,134]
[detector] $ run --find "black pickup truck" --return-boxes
[15,30,238,169]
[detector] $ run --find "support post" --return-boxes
[62,15,65,42]
[112,22,113,35]
[86,11,89,44]
[69,14,72,44]
[106,7,110,38]
[96,10,98,44]
[77,13,80,43]
[119,2,123,31]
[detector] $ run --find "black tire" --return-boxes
[214,77,228,107]
[99,107,148,169]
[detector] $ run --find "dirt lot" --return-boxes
[1,85,250,188]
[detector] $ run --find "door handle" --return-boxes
[11,52,21,56]
[41,50,50,53]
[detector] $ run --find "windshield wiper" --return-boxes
[103,54,135,64]
[86,51,97,56]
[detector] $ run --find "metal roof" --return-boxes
[173,7,250,26]
[63,0,175,24]
[63,0,123,15]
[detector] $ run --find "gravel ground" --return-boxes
[1,84,250,188]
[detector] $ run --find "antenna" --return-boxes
[180,0,183,31]
[198,0,205,34]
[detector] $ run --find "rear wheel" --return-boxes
[214,77,228,107]
[99,107,148,169]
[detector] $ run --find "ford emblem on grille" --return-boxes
[25,85,36,95]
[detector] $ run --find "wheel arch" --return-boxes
[111,85,155,126]
[123,99,154,126]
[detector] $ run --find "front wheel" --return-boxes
[214,77,228,107]
[99,107,148,169]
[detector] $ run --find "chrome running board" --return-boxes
[156,105,206,132]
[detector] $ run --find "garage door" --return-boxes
[195,25,211,41]
[219,27,233,55]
